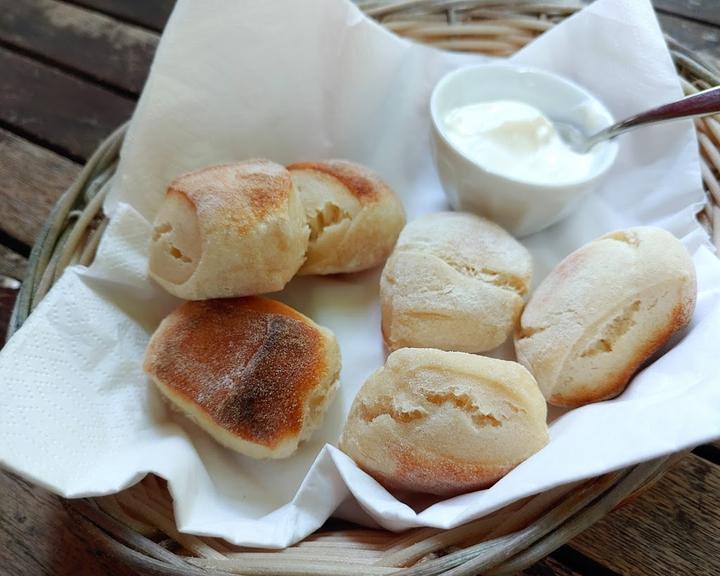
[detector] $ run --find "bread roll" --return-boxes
[515,227,696,408]
[287,160,405,275]
[339,348,548,495]
[380,212,532,353]
[148,160,309,300]
[144,297,341,459]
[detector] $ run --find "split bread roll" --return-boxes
[380,212,532,353]
[339,348,548,496]
[515,227,697,408]
[144,297,341,459]
[148,160,309,300]
[287,160,405,275]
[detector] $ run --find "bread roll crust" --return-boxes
[289,161,383,203]
[515,227,697,407]
[149,160,309,300]
[288,160,405,275]
[339,348,548,495]
[177,161,294,230]
[380,212,532,353]
[144,297,340,459]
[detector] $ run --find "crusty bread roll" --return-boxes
[148,160,309,300]
[339,348,548,495]
[515,227,696,408]
[380,212,532,353]
[287,160,405,275]
[144,297,341,459]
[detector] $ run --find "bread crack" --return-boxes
[383,273,397,285]
[516,325,547,340]
[441,257,527,296]
[405,310,453,320]
[308,201,351,242]
[169,245,192,263]
[358,399,427,424]
[424,391,502,428]
[580,300,641,357]
[152,222,192,263]
[152,222,173,241]
[605,230,640,247]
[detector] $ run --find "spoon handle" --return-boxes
[586,85,720,150]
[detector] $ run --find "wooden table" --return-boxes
[1,1,718,575]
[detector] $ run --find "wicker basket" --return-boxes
[8,1,720,575]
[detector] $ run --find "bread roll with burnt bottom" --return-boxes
[380,212,532,353]
[339,348,548,496]
[515,227,696,408]
[149,160,309,299]
[144,297,340,459]
[287,160,405,275]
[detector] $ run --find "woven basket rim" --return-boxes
[8,2,720,575]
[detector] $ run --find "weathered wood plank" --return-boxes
[524,554,587,576]
[694,443,720,464]
[64,0,176,31]
[546,547,618,576]
[0,128,81,247]
[571,454,720,576]
[0,0,158,95]
[658,12,720,66]
[0,283,19,345]
[0,245,27,281]
[654,0,720,28]
[0,471,139,576]
[0,47,134,161]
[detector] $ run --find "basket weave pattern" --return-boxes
[9,2,720,575]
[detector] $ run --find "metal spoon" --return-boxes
[557,85,720,153]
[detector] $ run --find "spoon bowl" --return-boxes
[554,121,593,154]
[558,85,720,153]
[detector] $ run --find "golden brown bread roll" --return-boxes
[515,227,697,407]
[287,160,405,275]
[144,297,341,459]
[380,212,532,353]
[339,348,548,495]
[148,160,309,300]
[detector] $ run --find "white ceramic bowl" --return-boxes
[430,64,619,237]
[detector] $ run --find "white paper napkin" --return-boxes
[1,0,719,548]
